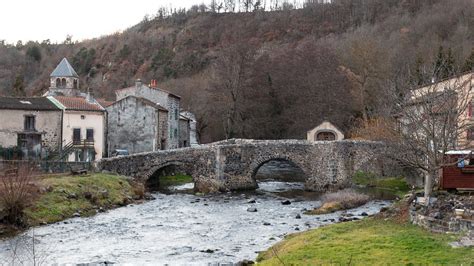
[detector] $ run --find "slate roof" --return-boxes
[0,97,60,111]
[53,96,105,112]
[116,84,181,99]
[50,58,79,78]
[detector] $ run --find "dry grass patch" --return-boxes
[306,188,369,215]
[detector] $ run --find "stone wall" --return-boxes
[98,139,389,193]
[106,96,160,154]
[115,84,181,149]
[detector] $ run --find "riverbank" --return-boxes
[0,173,143,238]
[257,204,473,265]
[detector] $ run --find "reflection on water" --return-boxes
[0,181,391,265]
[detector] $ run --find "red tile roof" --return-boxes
[96,98,114,108]
[54,96,105,112]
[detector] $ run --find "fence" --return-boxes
[0,160,93,174]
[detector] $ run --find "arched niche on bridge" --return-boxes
[145,161,194,192]
[250,157,308,184]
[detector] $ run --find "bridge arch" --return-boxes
[144,161,194,191]
[249,155,310,183]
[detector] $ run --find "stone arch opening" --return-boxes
[145,162,193,192]
[252,158,307,183]
[61,78,67,87]
[315,131,336,141]
[55,78,61,87]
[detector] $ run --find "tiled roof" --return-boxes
[50,58,79,78]
[54,96,105,112]
[0,97,60,111]
[96,98,114,108]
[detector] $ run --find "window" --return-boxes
[73,79,78,89]
[24,115,35,131]
[86,129,94,141]
[174,128,178,138]
[81,115,85,120]
[175,109,179,120]
[73,128,81,144]
[55,78,61,88]
[61,78,67,87]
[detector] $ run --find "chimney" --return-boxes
[150,79,157,88]
[135,79,143,88]
[85,87,95,103]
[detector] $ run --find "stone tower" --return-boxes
[48,58,80,97]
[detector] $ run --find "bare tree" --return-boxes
[392,71,473,199]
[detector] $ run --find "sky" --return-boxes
[0,0,205,44]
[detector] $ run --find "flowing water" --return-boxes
[0,180,391,265]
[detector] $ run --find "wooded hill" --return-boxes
[0,0,472,142]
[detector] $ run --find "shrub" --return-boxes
[0,162,38,226]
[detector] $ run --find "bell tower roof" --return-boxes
[50,58,79,78]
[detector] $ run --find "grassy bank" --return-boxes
[353,171,411,197]
[257,218,473,265]
[159,174,193,187]
[305,189,369,215]
[24,173,141,225]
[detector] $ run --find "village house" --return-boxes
[114,79,182,150]
[410,71,474,149]
[181,111,199,147]
[0,97,62,159]
[45,58,107,162]
[106,95,168,154]
[179,114,191,148]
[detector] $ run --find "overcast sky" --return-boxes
[0,0,206,43]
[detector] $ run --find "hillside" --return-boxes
[0,0,472,142]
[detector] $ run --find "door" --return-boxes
[73,128,81,144]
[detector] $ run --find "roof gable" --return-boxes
[50,58,79,78]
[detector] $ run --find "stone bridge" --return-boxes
[98,139,389,193]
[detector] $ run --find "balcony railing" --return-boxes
[72,139,95,147]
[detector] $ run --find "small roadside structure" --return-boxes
[441,150,474,190]
[307,121,344,142]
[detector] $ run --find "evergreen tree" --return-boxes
[462,48,474,72]
[12,75,25,96]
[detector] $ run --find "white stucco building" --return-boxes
[307,121,345,141]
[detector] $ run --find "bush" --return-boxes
[0,162,38,226]
[307,189,369,215]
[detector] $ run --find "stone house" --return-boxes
[179,115,191,148]
[106,95,168,154]
[409,71,473,149]
[181,111,199,147]
[115,79,181,149]
[307,121,345,141]
[45,58,107,162]
[0,97,62,159]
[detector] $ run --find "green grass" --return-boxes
[353,171,411,197]
[159,174,193,187]
[257,218,474,265]
[25,173,136,225]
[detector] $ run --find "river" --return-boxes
[0,180,390,265]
